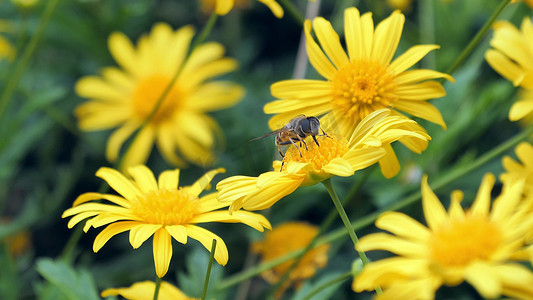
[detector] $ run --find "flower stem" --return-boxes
[0,0,59,121]
[301,271,352,300]
[443,0,511,76]
[153,277,162,300]
[202,239,217,300]
[278,0,305,25]
[321,179,369,265]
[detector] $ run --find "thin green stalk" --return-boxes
[117,11,218,169]
[278,0,305,25]
[443,0,511,76]
[153,277,162,300]
[0,0,60,121]
[301,271,352,300]
[202,239,217,300]
[216,125,533,290]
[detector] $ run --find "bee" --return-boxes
[251,115,330,159]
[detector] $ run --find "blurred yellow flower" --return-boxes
[252,222,330,297]
[101,280,198,300]
[387,0,412,11]
[199,0,249,15]
[486,18,533,122]
[501,142,533,196]
[353,175,533,299]
[214,0,283,18]
[217,109,429,212]
[265,7,452,177]
[75,23,244,169]
[62,165,270,278]
[0,20,15,61]
[11,0,39,9]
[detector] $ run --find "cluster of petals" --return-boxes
[75,23,243,169]
[486,17,533,122]
[353,174,533,299]
[264,7,453,177]
[216,109,429,212]
[62,165,270,278]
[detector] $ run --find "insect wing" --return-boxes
[249,130,281,142]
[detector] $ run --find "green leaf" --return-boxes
[35,258,100,300]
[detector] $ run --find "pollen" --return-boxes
[332,60,397,123]
[281,135,349,172]
[428,215,503,268]
[130,188,201,225]
[132,75,183,124]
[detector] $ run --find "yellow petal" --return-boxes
[180,58,238,90]
[127,165,158,194]
[120,126,155,170]
[155,122,187,167]
[270,79,333,100]
[153,228,173,278]
[357,232,425,256]
[129,224,161,249]
[72,192,130,208]
[105,122,139,162]
[509,98,533,121]
[448,190,465,220]
[257,0,284,18]
[239,175,304,211]
[101,281,191,300]
[266,104,332,130]
[190,210,271,232]
[93,221,137,252]
[186,168,225,197]
[185,225,228,265]
[304,20,337,80]
[394,100,446,129]
[345,7,370,60]
[375,211,430,241]
[313,17,349,69]
[216,176,258,203]
[396,81,447,100]
[485,49,526,86]
[371,10,404,65]
[343,147,386,172]
[186,82,244,111]
[395,69,455,85]
[75,101,131,131]
[215,0,233,15]
[421,175,448,230]
[464,262,501,298]
[158,168,180,190]
[378,144,400,179]
[165,225,188,244]
[108,32,139,76]
[322,157,355,176]
[470,173,495,217]
[75,76,127,102]
[389,45,440,75]
[95,167,142,200]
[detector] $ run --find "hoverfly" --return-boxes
[251,115,330,159]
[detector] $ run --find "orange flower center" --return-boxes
[130,188,201,225]
[132,75,183,124]
[428,215,503,268]
[332,60,397,123]
[281,135,349,173]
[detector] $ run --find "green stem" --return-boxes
[0,0,60,121]
[443,0,510,76]
[202,239,217,300]
[117,12,218,169]
[278,0,305,25]
[215,125,533,290]
[301,271,352,300]
[153,277,162,300]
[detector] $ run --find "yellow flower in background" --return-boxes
[214,0,283,18]
[265,7,452,177]
[101,281,198,300]
[386,0,413,11]
[501,142,533,197]
[62,166,270,278]
[353,174,533,299]
[11,0,39,9]
[217,109,429,212]
[200,0,249,15]
[486,18,533,122]
[252,222,330,298]
[0,20,15,61]
[75,23,244,169]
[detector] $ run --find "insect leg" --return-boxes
[312,135,320,146]
[278,144,285,158]
[289,138,303,157]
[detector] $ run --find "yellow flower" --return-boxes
[264,7,452,177]
[101,280,198,300]
[0,20,15,61]
[217,109,429,211]
[486,18,533,122]
[386,0,412,11]
[62,165,270,278]
[353,174,533,299]
[75,23,243,169]
[252,222,330,297]
[501,142,533,197]
[214,0,283,18]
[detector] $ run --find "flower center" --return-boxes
[428,215,503,268]
[281,135,349,172]
[332,60,397,123]
[130,188,201,225]
[132,75,182,124]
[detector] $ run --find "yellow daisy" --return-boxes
[214,0,283,18]
[486,18,533,122]
[62,165,270,278]
[217,109,429,211]
[353,174,533,299]
[264,7,452,177]
[252,222,330,298]
[75,23,243,169]
[101,280,198,300]
[501,142,533,197]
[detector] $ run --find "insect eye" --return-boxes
[300,119,311,132]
